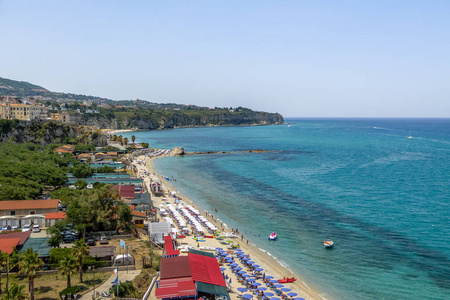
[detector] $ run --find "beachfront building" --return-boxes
[0,199,59,228]
[155,249,229,299]
[131,210,147,228]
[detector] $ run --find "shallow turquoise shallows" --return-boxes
[123,118,450,300]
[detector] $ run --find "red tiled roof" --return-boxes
[188,253,226,286]
[0,199,59,210]
[111,185,135,199]
[46,212,66,219]
[0,238,21,254]
[131,211,146,218]
[160,256,192,279]
[155,277,197,299]
[0,232,30,247]
[164,235,180,256]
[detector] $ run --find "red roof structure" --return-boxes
[164,235,180,256]
[0,238,21,254]
[111,185,135,199]
[131,211,146,218]
[0,199,59,210]
[188,253,226,287]
[155,277,197,299]
[45,212,66,219]
[0,232,31,247]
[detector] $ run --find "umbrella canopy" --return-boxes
[253,264,260,268]
[294,298,306,300]
[255,268,264,272]
[242,257,250,261]
[220,267,226,271]
[257,287,267,291]
[264,292,275,297]
[233,266,242,271]
[287,292,298,297]
[238,270,247,274]
[265,275,274,279]
[216,247,223,251]
[242,294,253,299]
[271,298,281,300]
[245,278,255,282]
[274,284,284,288]
[230,263,238,267]
[242,274,251,278]
[237,287,247,292]
[269,279,279,283]
[252,282,261,287]
[281,288,291,292]
[247,261,255,264]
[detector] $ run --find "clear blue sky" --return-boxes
[1,0,449,117]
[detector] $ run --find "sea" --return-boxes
[122,118,450,300]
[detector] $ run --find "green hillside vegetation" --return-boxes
[0,143,75,200]
[0,76,47,91]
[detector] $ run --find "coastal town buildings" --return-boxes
[0,97,44,120]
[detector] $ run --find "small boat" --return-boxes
[323,239,334,248]
[268,232,278,240]
[407,136,413,139]
[277,277,297,283]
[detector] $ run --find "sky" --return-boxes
[1,0,449,117]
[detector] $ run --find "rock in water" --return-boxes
[172,147,185,156]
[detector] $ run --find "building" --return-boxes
[54,144,75,154]
[0,199,59,217]
[111,185,136,199]
[45,212,66,227]
[0,98,44,121]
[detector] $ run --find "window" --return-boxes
[11,211,15,216]
[30,211,35,215]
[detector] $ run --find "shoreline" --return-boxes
[137,154,327,300]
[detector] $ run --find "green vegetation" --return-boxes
[58,256,78,288]
[0,143,70,200]
[18,248,44,300]
[72,164,92,178]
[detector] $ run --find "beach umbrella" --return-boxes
[264,292,275,297]
[287,292,298,297]
[238,270,246,274]
[252,282,261,287]
[246,278,255,282]
[220,267,226,271]
[269,279,278,283]
[294,298,306,300]
[216,247,223,251]
[237,287,247,293]
[230,263,238,267]
[247,261,255,264]
[265,275,274,279]
[242,257,250,261]
[281,288,291,292]
[253,264,260,268]
[233,266,242,271]
[274,284,284,288]
[242,294,253,299]
[270,298,281,300]
[257,287,267,291]
[242,274,251,278]
[229,278,232,284]
[255,268,264,272]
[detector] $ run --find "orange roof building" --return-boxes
[0,238,21,254]
[0,199,59,217]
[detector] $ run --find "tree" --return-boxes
[74,179,88,189]
[131,135,136,144]
[47,220,69,248]
[58,256,77,288]
[0,251,7,294]
[71,239,90,283]
[18,248,44,300]
[3,282,27,300]
[116,204,134,234]
[72,164,92,178]
[123,138,128,146]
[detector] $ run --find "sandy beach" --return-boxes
[132,154,326,300]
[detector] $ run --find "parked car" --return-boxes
[11,226,18,230]
[63,235,76,243]
[22,224,31,232]
[87,239,96,246]
[99,235,109,244]
[1,225,11,232]
[32,225,40,233]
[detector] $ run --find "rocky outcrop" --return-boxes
[172,147,185,156]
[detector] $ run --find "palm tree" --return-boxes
[131,135,136,144]
[18,248,44,300]
[123,137,128,146]
[0,251,8,294]
[3,282,26,300]
[58,256,77,288]
[71,239,90,283]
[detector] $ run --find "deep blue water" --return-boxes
[123,118,450,300]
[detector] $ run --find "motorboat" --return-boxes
[323,239,334,248]
[268,232,278,240]
[277,277,297,283]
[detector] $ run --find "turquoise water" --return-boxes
[123,119,450,300]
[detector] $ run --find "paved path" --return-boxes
[79,269,141,300]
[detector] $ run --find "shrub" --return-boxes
[59,286,82,298]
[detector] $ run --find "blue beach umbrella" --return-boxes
[216,247,223,251]
[257,287,267,291]
[280,288,291,292]
[294,298,306,300]
[255,268,264,272]
[238,270,246,274]
[247,260,255,264]
[246,278,256,282]
[220,267,226,271]
[233,266,242,271]
[274,284,284,288]
[237,287,247,292]
[242,257,250,261]
[242,294,253,299]
[252,282,261,287]
[271,297,281,300]
[242,274,251,278]
[265,275,274,279]
[269,279,278,283]
[253,264,260,268]
[264,292,275,297]
[287,292,298,297]
[230,263,238,267]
